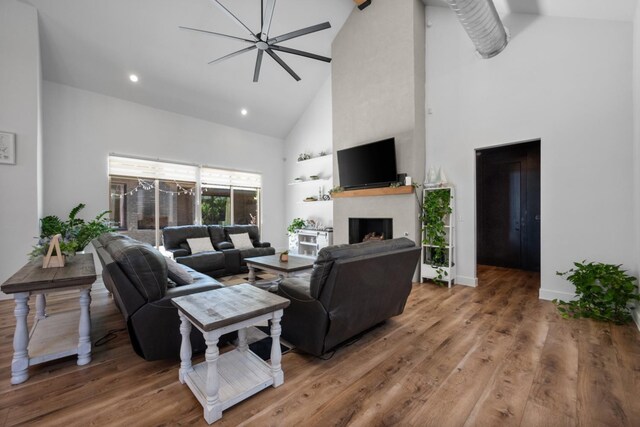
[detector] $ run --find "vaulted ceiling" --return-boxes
[23,0,638,139]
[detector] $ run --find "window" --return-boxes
[108,156,261,246]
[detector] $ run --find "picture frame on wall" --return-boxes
[0,132,16,165]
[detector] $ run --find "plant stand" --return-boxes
[421,187,456,288]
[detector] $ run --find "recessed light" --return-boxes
[241,108,248,116]
[129,74,139,83]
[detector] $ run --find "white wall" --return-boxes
[0,0,42,288]
[426,7,635,298]
[284,78,334,230]
[42,82,287,249]
[633,3,640,327]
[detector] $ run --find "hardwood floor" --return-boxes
[1,265,639,426]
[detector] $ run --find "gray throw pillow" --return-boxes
[166,258,195,286]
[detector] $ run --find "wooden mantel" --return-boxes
[331,186,414,199]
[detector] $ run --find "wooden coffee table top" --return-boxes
[1,253,96,294]
[171,283,290,332]
[245,254,314,273]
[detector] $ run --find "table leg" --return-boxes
[35,294,46,320]
[77,288,92,366]
[237,327,248,353]
[178,312,193,383]
[11,292,30,385]
[270,310,284,387]
[248,264,256,285]
[204,331,222,424]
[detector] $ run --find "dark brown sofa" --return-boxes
[276,238,420,356]
[93,233,225,360]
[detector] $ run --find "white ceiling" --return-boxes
[424,0,638,23]
[24,0,354,138]
[23,0,638,139]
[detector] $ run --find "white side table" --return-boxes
[172,283,290,424]
[0,254,96,384]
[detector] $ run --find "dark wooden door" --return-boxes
[476,141,540,271]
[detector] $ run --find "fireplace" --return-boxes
[349,218,393,244]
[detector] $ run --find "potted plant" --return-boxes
[30,203,114,260]
[554,261,639,324]
[287,218,306,235]
[421,188,452,284]
[280,251,289,263]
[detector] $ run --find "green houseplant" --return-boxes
[287,218,306,234]
[421,188,452,283]
[554,261,639,324]
[30,203,114,259]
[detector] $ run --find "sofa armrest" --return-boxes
[165,281,222,299]
[253,241,271,248]
[168,248,190,258]
[215,241,234,250]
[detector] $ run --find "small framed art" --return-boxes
[0,132,16,165]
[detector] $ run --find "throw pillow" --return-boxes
[229,233,254,250]
[166,258,195,286]
[187,237,214,254]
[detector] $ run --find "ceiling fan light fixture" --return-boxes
[241,108,248,116]
[129,74,139,83]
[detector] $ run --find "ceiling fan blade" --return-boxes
[261,0,276,41]
[208,45,257,65]
[179,26,255,43]
[268,22,331,45]
[212,0,258,41]
[269,45,331,63]
[253,50,264,82]
[265,48,301,81]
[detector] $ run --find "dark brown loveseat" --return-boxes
[276,238,420,356]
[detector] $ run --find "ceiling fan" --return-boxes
[180,0,332,82]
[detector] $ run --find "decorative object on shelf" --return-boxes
[421,187,454,286]
[179,0,332,83]
[0,131,16,165]
[319,150,328,156]
[425,166,438,187]
[42,234,65,268]
[294,177,304,182]
[322,194,331,201]
[279,251,289,263]
[554,261,639,324]
[304,196,318,202]
[297,153,312,162]
[287,218,306,234]
[309,175,320,180]
[30,203,114,260]
[328,185,344,195]
[405,176,412,186]
[389,182,402,188]
[438,167,448,185]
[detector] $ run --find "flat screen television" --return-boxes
[337,138,397,189]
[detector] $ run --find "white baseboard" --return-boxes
[539,288,576,302]
[632,307,640,332]
[455,276,478,287]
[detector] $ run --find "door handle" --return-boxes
[515,221,520,231]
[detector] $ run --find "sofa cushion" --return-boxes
[176,251,225,273]
[187,237,214,254]
[224,225,261,245]
[166,258,195,286]
[309,237,416,299]
[207,225,226,246]
[229,233,254,249]
[239,247,276,261]
[162,225,209,249]
[107,240,168,302]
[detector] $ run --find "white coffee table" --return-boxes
[172,283,290,424]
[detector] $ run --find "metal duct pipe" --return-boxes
[443,0,508,58]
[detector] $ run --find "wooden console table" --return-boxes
[172,284,290,424]
[1,253,96,384]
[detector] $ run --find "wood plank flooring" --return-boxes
[1,265,639,426]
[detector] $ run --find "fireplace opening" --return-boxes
[349,218,393,244]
